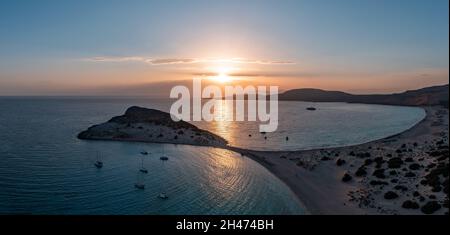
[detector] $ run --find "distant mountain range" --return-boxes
[278,84,449,107]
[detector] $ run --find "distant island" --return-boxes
[78,106,228,147]
[279,84,449,107]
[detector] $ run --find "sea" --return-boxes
[0,97,425,214]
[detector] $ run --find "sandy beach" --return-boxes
[78,105,448,215]
[229,106,448,215]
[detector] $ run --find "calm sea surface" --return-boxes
[0,97,425,214]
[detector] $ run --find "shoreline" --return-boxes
[78,105,448,215]
[227,106,448,214]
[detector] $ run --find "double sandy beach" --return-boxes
[79,105,449,215]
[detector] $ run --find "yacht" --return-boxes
[140,157,148,173]
[135,173,145,189]
[158,193,168,199]
[134,183,145,190]
[94,161,103,168]
[94,152,103,168]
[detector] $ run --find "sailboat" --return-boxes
[139,156,148,173]
[135,182,145,189]
[306,102,317,111]
[134,173,145,190]
[158,145,169,199]
[158,193,168,199]
[94,152,103,168]
[160,144,169,161]
[160,156,169,161]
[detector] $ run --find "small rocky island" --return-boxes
[78,106,228,147]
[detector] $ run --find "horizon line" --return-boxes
[0,83,447,98]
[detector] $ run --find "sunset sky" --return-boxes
[0,0,448,96]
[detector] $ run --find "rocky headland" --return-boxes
[78,106,228,147]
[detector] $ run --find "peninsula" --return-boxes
[78,106,228,147]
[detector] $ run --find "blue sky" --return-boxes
[0,0,448,95]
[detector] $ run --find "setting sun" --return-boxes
[209,66,234,83]
[213,72,231,83]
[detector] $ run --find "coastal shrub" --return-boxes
[336,158,346,166]
[384,191,399,200]
[373,169,386,179]
[443,179,449,194]
[342,173,352,182]
[321,156,331,161]
[402,200,419,209]
[364,159,373,166]
[409,163,421,170]
[431,185,442,192]
[404,172,416,178]
[418,196,426,202]
[355,166,367,177]
[370,180,388,186]
[421,201,441,214]
[374,157,384,164]
[387,157,403,169]
[394,185,408,192]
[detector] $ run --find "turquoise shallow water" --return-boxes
[192,100,426,150]
[0,97,425,214]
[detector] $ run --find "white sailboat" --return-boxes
[139,156,148,174]
[158,145,169,199]
[158,192,168,199]
[134,173,145,190]
[94,152,103,168]
[160,144,169,161]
